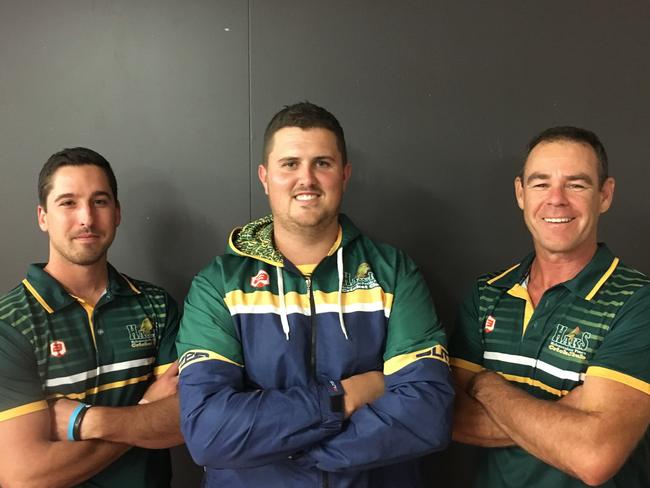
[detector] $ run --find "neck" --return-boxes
[274,218,340,266]
[44,256,109,306]
[529,243,597,292]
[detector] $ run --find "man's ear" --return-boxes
[599,177,615,214]
[115,202,122,227]
[258,164,269,195]
[37,205,48,232]
[514,176,524,210]
[342,162,352,191]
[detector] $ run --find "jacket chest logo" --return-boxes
[342,263,379,292]
[126,318,155,348]
[548,324,591,360]
[251,270,270,288]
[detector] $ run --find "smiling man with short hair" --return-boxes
[451,126,650,487]
[176,102,454,487]
[0,147,183,488]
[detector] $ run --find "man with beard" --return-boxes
[176,102,454,487]
[0,148,183,487]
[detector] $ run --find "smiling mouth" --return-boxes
[543,217,575,223]
[294,194,319,201]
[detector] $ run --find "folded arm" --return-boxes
[469,371,650,486]
[451,366,514,447]
[50,361,183,449]
[0,408,128,488]
[308,254,455,471]
[179,358,383,469]
[308,357,454,472]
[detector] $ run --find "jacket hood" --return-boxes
[228,214,360,341]
[228,214,361,266]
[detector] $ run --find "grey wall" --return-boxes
[1,1,648,486]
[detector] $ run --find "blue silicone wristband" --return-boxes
[67,403,87,441]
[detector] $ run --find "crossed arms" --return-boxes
[0,364,183,488]
[453,367,650,485]
[451,282,650,486]
[177,256,453,472]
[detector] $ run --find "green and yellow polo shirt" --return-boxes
[450,244,650,488]
[0,263,179,488]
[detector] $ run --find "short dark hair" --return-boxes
[38,147,118,208]
[262,101,348,164]
[523,126,609,187]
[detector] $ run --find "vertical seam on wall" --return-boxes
[247,0,252,221]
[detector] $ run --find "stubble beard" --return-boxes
[51,236,113,267]
[278,207,339,239]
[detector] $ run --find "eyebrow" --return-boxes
[276,155,337,163]
[53,191,113,202]
[525,172,594,185]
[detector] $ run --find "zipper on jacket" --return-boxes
[306,277,317,375]
[306,276,328,488]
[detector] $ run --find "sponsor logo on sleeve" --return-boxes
[484,315,496,333]
[179,350,210,370]
[50,340,67,358]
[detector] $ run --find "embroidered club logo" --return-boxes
[484,315,496,333]
[126,317,155,348]
[50,340,67,358]
[251,270,270,288]
[341,263,379,292]
[548,324,591,360]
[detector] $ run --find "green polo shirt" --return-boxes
[450,244,650,488]
[0,263,179,488]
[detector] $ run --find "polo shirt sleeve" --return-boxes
[153,292,180,374]
[0,320,48,422]
[449,282,485,373]
[586,285,650,395]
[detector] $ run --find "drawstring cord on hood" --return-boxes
[336,247,349,340]
[275,246,349,341]
[276,267,291,340]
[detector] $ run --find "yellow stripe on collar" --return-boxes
[22,279,54,314]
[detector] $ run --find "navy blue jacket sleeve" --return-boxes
[305,255,454,471]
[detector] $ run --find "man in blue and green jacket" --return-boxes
[176,102,454,487]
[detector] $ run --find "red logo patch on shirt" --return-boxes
[250,270,270,288]
[484,315,496,333]
[50,340,67,358]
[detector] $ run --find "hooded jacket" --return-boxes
[176,215,454,487]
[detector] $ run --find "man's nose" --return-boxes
[297,163,317,186]
[547,185,569,205]
[77,203,95,227]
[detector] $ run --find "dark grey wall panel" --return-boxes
[0,0,250,299]
[0,1,249,485]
